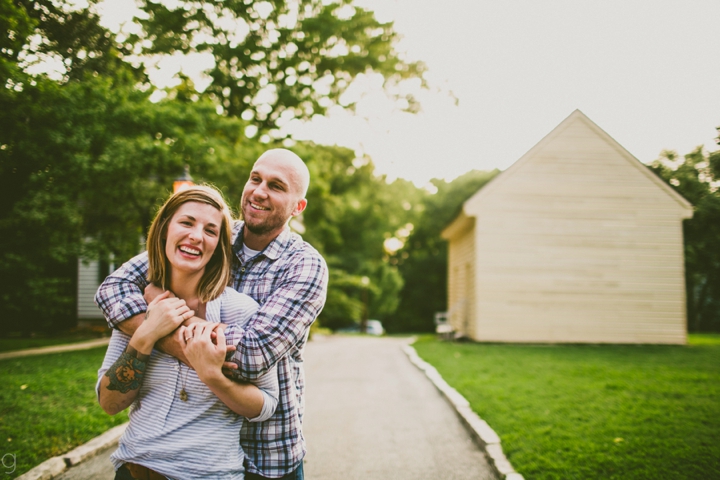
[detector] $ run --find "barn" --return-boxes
[441,110,693,344]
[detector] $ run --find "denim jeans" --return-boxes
[114,464,168,480]
[114,465,136,480]
[245,462,304,480]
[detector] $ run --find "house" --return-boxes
[441,110,693,344]
[77,257,113,326]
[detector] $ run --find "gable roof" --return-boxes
[461,109,693,218]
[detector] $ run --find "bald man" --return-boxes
[96,149,328,480]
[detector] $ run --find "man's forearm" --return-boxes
[116,314,190,366]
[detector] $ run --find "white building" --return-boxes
[441,110,692,344]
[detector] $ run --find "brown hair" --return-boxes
[146,185,233,303]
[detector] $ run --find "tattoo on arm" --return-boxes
[105,346,150,394]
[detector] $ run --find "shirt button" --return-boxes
[241,267,246,272]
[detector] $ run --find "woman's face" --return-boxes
[164,201,223,276]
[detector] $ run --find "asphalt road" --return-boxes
[57,335,493,479]
[303,335,493,479]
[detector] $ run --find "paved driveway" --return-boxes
[303,335,493,479]
[56,335,493,479]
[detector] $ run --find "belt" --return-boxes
[125,462,168,480]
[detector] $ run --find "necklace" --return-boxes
[179,361,189,401]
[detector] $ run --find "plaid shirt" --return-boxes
[95,222,328,478]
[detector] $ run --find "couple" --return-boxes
[95,149,328,480]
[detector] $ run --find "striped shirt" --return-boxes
[95,222,328,477]
[97,288,279,480]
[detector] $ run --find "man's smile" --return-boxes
[249,202,270,211]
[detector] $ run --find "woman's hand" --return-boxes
[132,291,194,354]
[181,322,267,418]
[181,322,226,382]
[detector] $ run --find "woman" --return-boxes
[97,185,277,480]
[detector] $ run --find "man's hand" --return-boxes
[222,345,238,377]
[156,328,192,367]
[144,283,169,304]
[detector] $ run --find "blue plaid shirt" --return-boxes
[95,222,328,478]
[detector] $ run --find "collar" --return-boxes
[232,221,291,261]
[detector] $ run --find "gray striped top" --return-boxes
[97,288,278,480]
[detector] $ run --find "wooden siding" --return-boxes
[447,220,475,336]
[447,111,690,344]
[77,258,104,319]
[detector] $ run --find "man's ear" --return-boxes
[291,198,308,217]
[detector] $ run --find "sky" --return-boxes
[96,0,720,186]
[287,0,720,185]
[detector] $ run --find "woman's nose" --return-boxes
[188,226,202,241]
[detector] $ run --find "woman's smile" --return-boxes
[164,202,222,274]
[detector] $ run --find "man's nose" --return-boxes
[254,181,270,197]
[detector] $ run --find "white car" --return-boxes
[365,320,385,336]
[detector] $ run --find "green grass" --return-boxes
[687,333,720,345]
[0,347,128,477]
[413,334,720,480]
[0,331,109,353]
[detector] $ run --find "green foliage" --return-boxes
[414,337,720,480]
[129,0,425,133]
[0,66,257,334]
[649,147,720,332]
[0,348,129,477]
[295,144,415,329]
[1,0,423,335]
[389,170,500,333]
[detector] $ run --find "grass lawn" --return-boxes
[413,334,720,480]
[0,330,109,353]
[0,347,128,477]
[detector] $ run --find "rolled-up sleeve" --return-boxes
[224,252,328,380]
[95,252,150,328]
[247,364,279,423]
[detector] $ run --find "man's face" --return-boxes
[241,156,305,239]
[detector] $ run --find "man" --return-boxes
[96,149,328,480]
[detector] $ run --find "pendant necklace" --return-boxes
[179,362,189,401]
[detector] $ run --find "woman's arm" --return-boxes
[182,322,278,420]
[98,292,193,415]
[98,344,150,415]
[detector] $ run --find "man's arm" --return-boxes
[95,252,191,364]
[223,251,328,380]
[95,251,150,328]
[183,322,278,420]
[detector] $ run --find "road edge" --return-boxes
[15,423,127,480]
[402,343,524,480]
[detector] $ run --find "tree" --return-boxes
[1,0,423,334]
[0,64,257,334]
[388,170,500,333]
[649,147,720,332]
[129,0,425,135]
[294,143,418,330]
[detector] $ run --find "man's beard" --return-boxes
[242,209,289,236]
